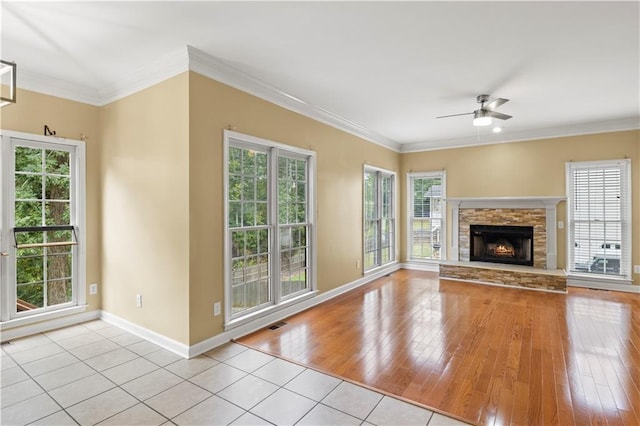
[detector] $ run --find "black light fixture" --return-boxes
[1,60,17,107]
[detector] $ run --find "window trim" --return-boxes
[1,130,86,324]
[566,159,632,282]
[406,171,447,263]
[223,130,316,328]
[363,165,397,273]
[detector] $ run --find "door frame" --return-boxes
[0,130,87,329]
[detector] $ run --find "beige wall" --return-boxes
[3,79,637,346]
[400,130,640,285]
[99,74,191,343]
[188,72,400,344]
[0,88,102,316]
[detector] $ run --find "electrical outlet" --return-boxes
[213,302,221,316]
[557,221,564,229]
[634,265,640,274]
[356,260,360,270]
[136,294,142,308]
[89,283,98,295]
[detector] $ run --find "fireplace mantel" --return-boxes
[446,196,565,209]
[448,196,565,270]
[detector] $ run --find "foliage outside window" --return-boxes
[14,146,73,311]
[364,167,395,271]
[567,160,631,279]
[408,172,446,261]
[226,132,314,323]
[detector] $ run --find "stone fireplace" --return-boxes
[460,207,547,269]
[448,197,564,270]
[439,196,566,292]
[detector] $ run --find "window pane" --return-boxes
[227,141,312,319]
[281,223,309,296]
[569,162,627,276]
[12,144,80,317]
[17,283,44,308]
[45,175,70,200]
[15,201,43,227]
[47,279,72,306]
[45,202,70,225]
[45,150,70,175]
[47,253,72,281]
[17,255,44,284]
[229,202,241,228]
[364,170,395,270]
[15,147,42,173]
[410,174,443,260]
[228,176,241,201]
[229,147,242,174]
[15,174,42,200]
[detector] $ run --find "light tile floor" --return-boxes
[1,320,469,425]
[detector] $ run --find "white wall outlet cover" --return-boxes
[214,302,221,316]
[557,221,564,229]
[634,265,640,274]
[89,283,98,295]
[136,294,142,307]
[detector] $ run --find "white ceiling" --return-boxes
[2,1,639,152]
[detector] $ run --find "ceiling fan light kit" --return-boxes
[437,94,512,128]
[473,110,492,127]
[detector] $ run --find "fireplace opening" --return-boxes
[470,225,534,267]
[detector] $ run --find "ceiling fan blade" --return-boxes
[436,112,474,119]
[484,98,509,110]
[484,110,512,120]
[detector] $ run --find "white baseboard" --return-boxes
[100,311,190,358]
[400,262,440,272]
[567,275,639,293]
[1,309,100,342]
[189,263,401,358]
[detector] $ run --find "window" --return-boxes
[225,131,315,324]
[567,160,631,279]
[408,172,446,261]
[1,131,86,323]
[363,167,395,271]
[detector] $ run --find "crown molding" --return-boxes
[18,69,102,105]
[15,45,400,151]
[186,46,400,152]
[14,45,638,154]
[400,116,640,153]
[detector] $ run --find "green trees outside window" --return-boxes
[14,146,73,310]
[227,141,312,319]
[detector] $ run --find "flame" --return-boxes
[495,244,515,256]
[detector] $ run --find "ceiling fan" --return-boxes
[436,94,512,127]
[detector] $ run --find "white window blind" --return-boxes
[566,159,631,279]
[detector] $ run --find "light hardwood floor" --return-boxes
[238,269,640,425]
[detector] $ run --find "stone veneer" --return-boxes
[440,263,567,292]
[459,208,547,269]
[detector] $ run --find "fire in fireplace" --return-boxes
[470,224,534,266]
